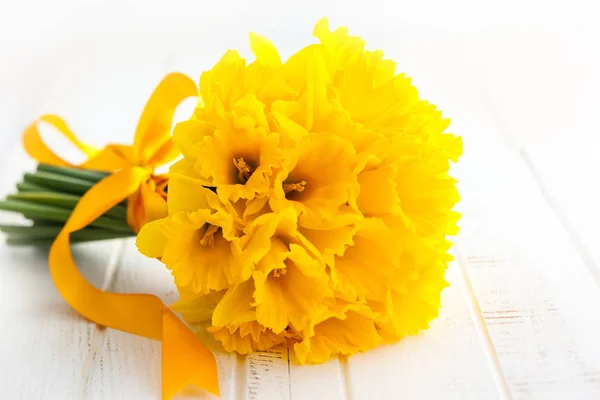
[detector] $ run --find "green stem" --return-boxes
[24,171,95,195]
[0,224,134,240]
[0,199,132,233]
[1,164,141,245]
[17,182,51,192]
[5,234,133,246]
[30,220,68,226]
[36,164,109,184]
[6,192,127,221]
[28,165,127,207]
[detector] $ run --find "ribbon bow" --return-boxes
[22,73,220,399]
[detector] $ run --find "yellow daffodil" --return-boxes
[137,17,462,364]
[137,186,251,297]
[269,132,360,229]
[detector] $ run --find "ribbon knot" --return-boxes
[22,73,220,399]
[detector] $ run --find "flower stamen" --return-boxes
[200,224,219,247]
[283,180,307,194]
[233,158,252,183]
[273,268,287,278]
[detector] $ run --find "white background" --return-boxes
[1,0,599,148]
[2,1,600,399]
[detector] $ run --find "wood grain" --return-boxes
[0,148,125,399]
[449,75,600,398]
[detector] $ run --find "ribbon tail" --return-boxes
[48,166,219,399]
[163,311,220,399]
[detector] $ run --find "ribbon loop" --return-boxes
[133,72,198,166]
[23,114,98,167]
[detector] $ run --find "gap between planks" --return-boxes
[287,349,292,400]
[78,240,127,398]
[452,248,512,400]
[338,355,354,400]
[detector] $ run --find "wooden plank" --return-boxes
[244,347,290,400]
[0,148,123,399]
[448,75,600,398]
[0,239,121,399]
[242,346,346,400]
[288,356,346,400]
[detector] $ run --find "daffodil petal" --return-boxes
[294,308,382,364]
[171,290,226,323]
[212,279,256,326]
[136,219,167,258]
[249,33,282,67]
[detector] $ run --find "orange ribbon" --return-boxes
[23,73,219,399]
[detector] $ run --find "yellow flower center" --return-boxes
[283,180,307,196]
[233,158,253,184]
[200,224,220,247]
[272,267,287,278]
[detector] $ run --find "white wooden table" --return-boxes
[1,15,600,400]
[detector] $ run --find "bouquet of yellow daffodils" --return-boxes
[0,18,461,396]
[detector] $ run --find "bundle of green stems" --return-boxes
[0,164,135,245]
